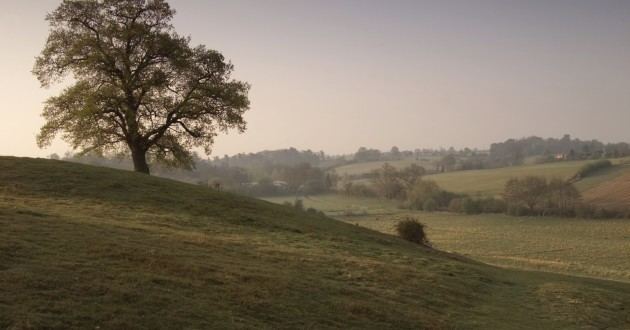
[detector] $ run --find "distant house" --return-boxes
[272,180,288,188]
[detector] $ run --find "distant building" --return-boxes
[272,181,288,188]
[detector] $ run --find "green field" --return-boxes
[425,160,593,197]
[265,194,630,283]
[3,157,630,328]
[333,159,437,176]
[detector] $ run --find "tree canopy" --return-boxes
[34,0,250,174]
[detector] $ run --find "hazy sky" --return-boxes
[1,0,630,158]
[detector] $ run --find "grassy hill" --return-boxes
[424,160,594,197]
[423,158,630,199]
[2,157,630,329]
[265,194,630,283]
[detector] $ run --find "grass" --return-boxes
[333,159,437,177]
[263,194,401,217]
[266,194,630,283]
[424,159,630,197]
[2,157,630,328]
[425,160,593,197]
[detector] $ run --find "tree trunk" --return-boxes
[131,148,150,174]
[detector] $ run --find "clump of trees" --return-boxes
[447,197,506,215]
[340,163,460,211]
[212,148,346,169]
[239,163,337,197]
[404,180,460,211]
[503,177,581,216]
[340,177,378,198]
[371,163,425,199]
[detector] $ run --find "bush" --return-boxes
[422,198,438,212]
[396,218,430,246]
[343,182,377,198]
[448,198,464,213]
[461,198,482,214]
[293,199,304,211]
[507,203,530,216]
[576,160,612,179]
[479,197,507,213]
[405,180,459,210]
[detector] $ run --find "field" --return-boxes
[334,158,630,201]
[264,194,630,283]
[333,158,438,177]
[3,157,630,329]
[425,160,599,197]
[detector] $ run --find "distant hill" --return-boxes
[1,157,629,328]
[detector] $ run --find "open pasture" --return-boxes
[265,194,630,283]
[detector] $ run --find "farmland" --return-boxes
[3,157,630,328]
[265,193,630,283]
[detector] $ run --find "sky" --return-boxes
[1,0,630,158]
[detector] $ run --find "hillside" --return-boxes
[580,163,630,210]
[424,160,595,197]
[421,159,630,200]
[265,194,630,282]
[1,157,630,329]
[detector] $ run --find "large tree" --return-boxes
[34,0,250,174]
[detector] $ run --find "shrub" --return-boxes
[293,199,304,211]
[576,160,612,179]
[507,203,530,216]
[405,180,441,209]
[461,198,482,214]
[448,198,464,213]
[479,197,507,213]
[422,198,438,212]
[343,182,377,198]
[396,218,430,246]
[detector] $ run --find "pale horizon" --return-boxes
[2,0,630,158]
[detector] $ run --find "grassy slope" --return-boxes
[424,158,630,198]
[577,163,630,210]
[425,160,596,197]
[2,158,630,329]
[265,194,630,283]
